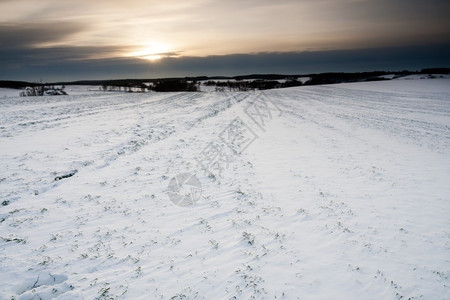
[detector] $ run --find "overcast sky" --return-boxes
[1,0,450,81]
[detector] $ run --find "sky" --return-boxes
[1,0,450,81]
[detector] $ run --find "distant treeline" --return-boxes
[99,79,199,92]
[1,68,449,91]
[204,79,302,91]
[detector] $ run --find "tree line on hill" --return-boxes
[204,78,302,91]
[100,79,199,92]
[1,68,448,93]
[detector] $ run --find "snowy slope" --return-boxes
[0,79,449,299]
[0,88,22,98]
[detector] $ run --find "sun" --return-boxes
[127,43,172,61]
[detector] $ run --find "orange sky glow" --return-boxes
[2,0,449,61]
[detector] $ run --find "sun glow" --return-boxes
[127,43,173,61]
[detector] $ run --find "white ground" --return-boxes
[0,78,449,299]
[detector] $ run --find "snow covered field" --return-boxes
[1,78,449,299]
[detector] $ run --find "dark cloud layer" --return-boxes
[0,45,128,66]
[162,44,450,75]
[2,44,449,81]
[0,22,87,49]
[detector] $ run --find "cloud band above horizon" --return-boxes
[1,0,449,80]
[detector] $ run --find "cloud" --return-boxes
[0,45,130,66]
[2,0,450,57]
[0,22,88,49]
[2,44,449,81]
[156,44,450,75]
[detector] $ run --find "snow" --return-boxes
[1,78,449,299]
[377,74,396,80]
[0,88,21,98]
[396,74,450,81]
[63,85,104,95]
